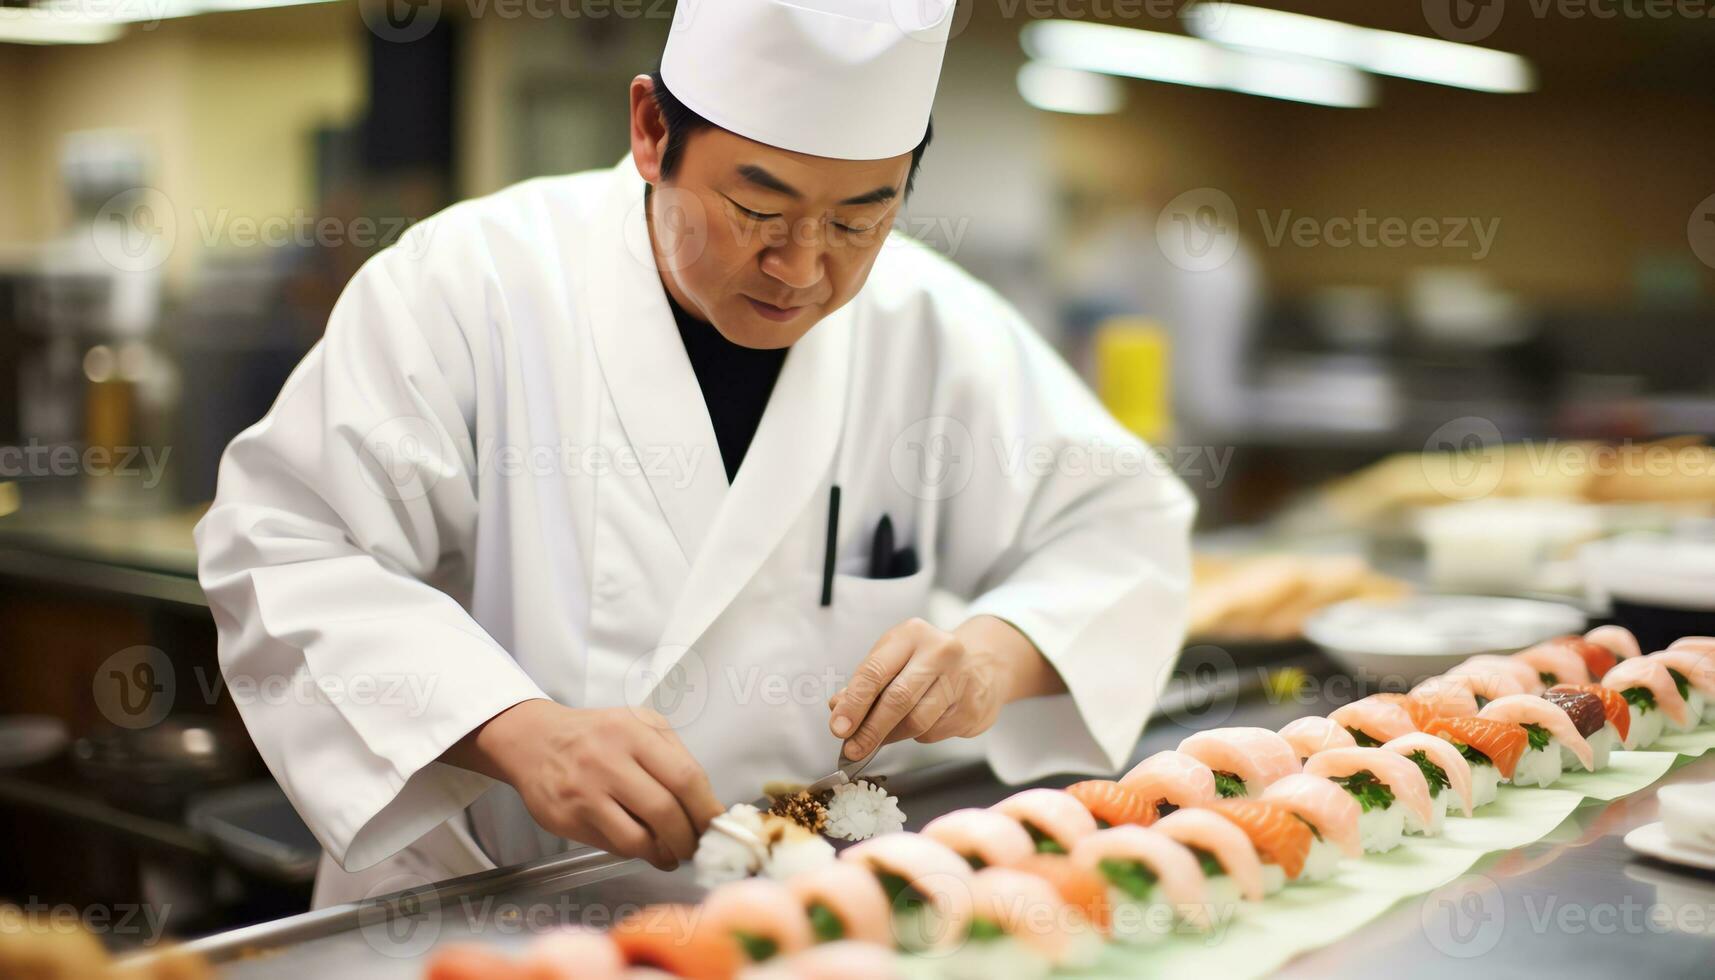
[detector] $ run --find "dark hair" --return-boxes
[647,71,933,197]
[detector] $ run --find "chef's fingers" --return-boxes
[615,762,698,865]
[832,628,918,742]
[844,656,943,760]
[591,798,660,867]
[637,732,725,830]
[884,678,953,745]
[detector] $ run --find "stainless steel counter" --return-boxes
[164,675,1715,978]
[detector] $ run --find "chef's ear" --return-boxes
[629,73,670,185]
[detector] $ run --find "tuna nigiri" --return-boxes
[1543,688,1616,769]
[1068,825,1208,941]
[1177,728,1301,797]
[1329,697,1419,746]
[1279,716,1357,760]
[1602,656,1690,746]
[1423,716,1528,806]
[1260,773,1362,879]
[1381,732,1474,834]
[921,808,1037,870]
[840,834,974,953]
[1408,676,1482,719]
[1646,649,1715,729]
[612,905,743,980]
[992,788,1099,854]
[1478,694,1595,784]
[1549,683,1630,745]
[1119,751,1218,815]
[1586,625,1642,662]
[786,862,894,947]
[699,878,813,965]
[1205,799,1313,894]
[1064,780,1157,829]
[1152,808,1266,907]
[1515,642,1592,688]
[1303,747,1434,851]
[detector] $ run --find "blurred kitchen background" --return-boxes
[2,0,1714,949]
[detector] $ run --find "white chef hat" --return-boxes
[659,0,955,161]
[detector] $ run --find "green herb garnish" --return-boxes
[1474,695,1491,709]
[807,902,844,943]
[1332,771,1396,813]
[1455,742,1492,767]
[1213,771,1248,798]
[1669,669,1691,702]
[1345,727,1384,748]
[1292,813,1324,841]
[1095,818,1112,829]
[1190,847,1225,878]
[1622,686,1656,714]
[733,931,779,962]
[965,854,987,870]
[1521,723,1552,753]
[1407,750,1450,798]
[1097,857,1159,900]
[1024,822,1066,854]
[966,918,1007,941]
[877,872,929,914]
[1538,671,1556,687]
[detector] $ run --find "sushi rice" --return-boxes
[1300,836,1344,881]
[1621,694,1667,748]
[1508,726,1565,788]
[1102,880,1181,946]
[1577,725,1620,771]
[1355,801,1407,853]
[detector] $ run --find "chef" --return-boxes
[196,0,1195,907]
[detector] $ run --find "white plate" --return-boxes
[1623,821,1715,872]
[1304,595,1588,685]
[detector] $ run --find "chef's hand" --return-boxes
[442,699,723,871]
[828,615,1066,761]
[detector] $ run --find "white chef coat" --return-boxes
[194,156,1195,907]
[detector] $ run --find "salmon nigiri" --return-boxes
[1586,625,1642,662]
[1381,732,1475,831]
[425,946,528,980]
[958,867,1100,970]
[1329,697,1419,746]
[1068,825,1209,940]
[1065,780,1158,828]
[700,878,814,965]
[992,788,1100,854]
[1303,747,1435,851]
[1409,676,1481,719]
[1278,716,1357,760]
[1153,808,1266,906]
[1515,642,1592,688]
[786,861,894,946]
[1602,656,1690,746]
[1423,716,1528,808]
[1261,773,1362,877]
[1647,649,1715,728]
[1119,750,1218,815]
[921,808,1037,870]
[612,905,744,980]
[522,929,625,980]
[1479,693,1595,784]
[1011,853,1113,936]
[1177,728,1301,797]
[1370,692,1440,730]
[1206,799,1313,893]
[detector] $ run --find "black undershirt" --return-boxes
[666,291,788,483]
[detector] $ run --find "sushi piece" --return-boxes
[1434,669,1527,708]
[840,834,974,953]
[1009,854,1112,937]
[991,788,1099,854]
[1369,692,1440,730]
[760,816,836,880]
[1119,751,1218,816]
[1068,825,1208,942]
[785,861,893,947]
[1260,774,1362,880]
[1514,642,1592,688]
[1602,657,1690,747]
[1478,694,1595,785]
[1423,716,1527,807]
[1177,728,1301,798]
[1537,635,1618,680]
[739,941,906,980]
[700,879,813,965]
[1646,650,1715,728]
[822,780,905,841]
[1328,697,1418,747]
[1381,733,1474,835]
[1668,637,1715,656]
[694,804,770,888]
[424,946,528,980]
[1449,655,1544,696]
[1064,780,1157,828]
[1204,799,1313,894]
[612,905,743,980]
[1586,625,1642,662]
[521,928,626,980]
[1408,676,1482,719]
[921,808,1038,870]
[1152,808,1266,911]
[1279,716,1357,760]
[1302,748,1434,852]
[940,867,1100,978]
[1543,687,1618,770]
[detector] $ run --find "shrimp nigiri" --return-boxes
[1602,656,1690,746]
[1303,747,1435,851]
[1261,773,1362,878]
[1119,750,1217,815]
[1329,697,1419,746]
[1177,727,1301,797]
[1152,808,1266,907]
[1278,716,1357,761]
[1381,732,1475,833]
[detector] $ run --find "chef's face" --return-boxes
[630,78,912,349]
